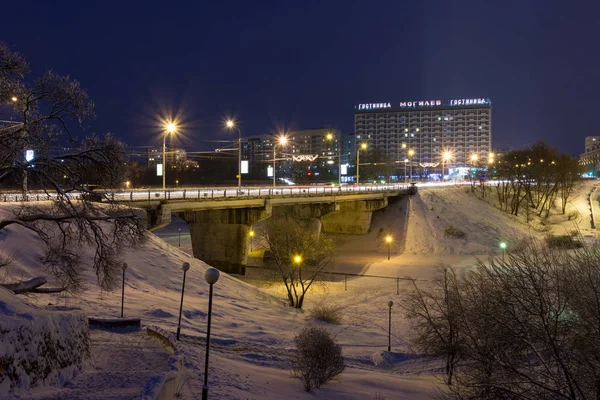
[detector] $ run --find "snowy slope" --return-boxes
[0,203,441,399]
[404,187,538,255]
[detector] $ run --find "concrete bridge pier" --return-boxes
[182,207,270,274]
[269,203,339,234]
[321,198,389,234]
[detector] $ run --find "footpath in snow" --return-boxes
[10,328,170,400]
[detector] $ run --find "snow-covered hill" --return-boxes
[0,203,440,399]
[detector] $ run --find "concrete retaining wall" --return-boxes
[137,325,185,400]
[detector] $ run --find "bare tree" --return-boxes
[0,42,145,292]
[261,218,333,309]
[406,238,600,399]
[403,266,463,386]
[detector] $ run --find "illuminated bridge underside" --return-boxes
[138,191,408,274]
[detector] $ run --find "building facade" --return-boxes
[242,128,342,182]
[147,147,197,170]
[354,98,492,168]
[580,136,600,175]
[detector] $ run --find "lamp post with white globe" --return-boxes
[202,267,220,400]
[388,300,394,352]
[120,262,128,318]
[176,262,191,341]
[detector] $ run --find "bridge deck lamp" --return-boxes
[385,235,392,260]
[357,143,368,185]
[202,267,220,400]
[225,119,242,192]
[408,149,415,181]
[442,151,452,181]
[176,262,191,340]
[273,134,288,188]
[163,121,178,192]
[325,132,341,185]
[120,262,128,318]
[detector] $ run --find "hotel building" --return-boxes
[354,98,492,168]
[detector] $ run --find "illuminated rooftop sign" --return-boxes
[355,98,490,110]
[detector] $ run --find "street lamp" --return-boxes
[401,143,408,183]
[442,151,452,181]
[499,241,508,261]
[408,149,415,181]
[273,135,288,188]
[385,235,392,260]
[470,153,479,183]
[178,228,181,247]
[325,132,341,185]
[226,119,242,192]
[387,300,393,352]
[120,262,128,318]
[163,121,178,192]
[357,143,368,185]
[202,267,220,400]
[249,229,255,252]
[488,152,495,165]
[176,262,191,340]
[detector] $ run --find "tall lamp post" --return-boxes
[408,149,415,181]
[385,235,392,260]
[325,132,342,185]
[176,262,191,340]
[273,135,288,188]
[401,143,407,183]
[226,120,242,192]
[387,300,394,352]
[120,262,128,318]
[202,267,220,400]
[163,121,178,192]
[442,151,452,182]
[356,143,368,185]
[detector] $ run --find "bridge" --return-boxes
[0,183,417,274]
[125,184,415,274]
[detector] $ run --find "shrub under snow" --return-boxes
[0,287,90,392]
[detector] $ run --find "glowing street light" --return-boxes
[442,151,453,181]
[499,241,508,261]
[293,255,302,264]
[325,132,342,185]
[225,119,242,192]
[408,149,415,181]
[385,235,392,260]
[162,121,178,192]
[273,134,288,188]
[11,96,17,102]
[249,229,255,252]
[357,142,368,185]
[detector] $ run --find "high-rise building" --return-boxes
[354,98,492,168]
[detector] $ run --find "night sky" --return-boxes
[1,0,598,155]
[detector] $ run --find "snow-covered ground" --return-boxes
[1,181,597,399]
[0,203,442,399]
[10,328,171,400]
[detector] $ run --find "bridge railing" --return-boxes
[0,183,410,203]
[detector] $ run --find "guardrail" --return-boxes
[1,184,410,203]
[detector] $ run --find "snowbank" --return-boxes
[0,287,90,393]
